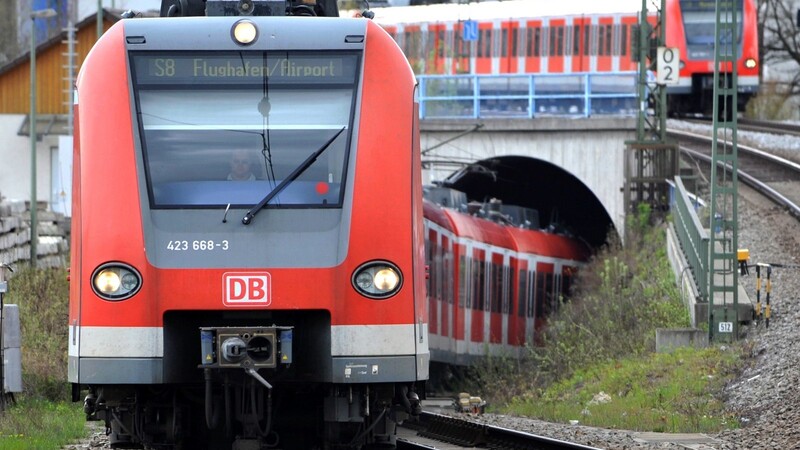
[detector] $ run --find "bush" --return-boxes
[3,265,70,401]
[465,205,690,406]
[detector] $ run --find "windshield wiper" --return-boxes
[242,127,346,225]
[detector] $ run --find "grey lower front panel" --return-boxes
[331,356,424,383]
[69,356,163,384]
[70,355,428,384]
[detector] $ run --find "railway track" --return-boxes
[681,117,800,138]
[667,128,800,219]
[738,118,800,137]
[397,411,601,450]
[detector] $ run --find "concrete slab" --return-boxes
[633,432,723,449]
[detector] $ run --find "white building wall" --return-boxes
[0,114,55,207]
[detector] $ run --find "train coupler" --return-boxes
[199,326,293,369]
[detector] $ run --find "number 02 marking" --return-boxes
[662,48,674,81]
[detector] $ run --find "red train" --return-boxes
[422,187,590,366]
[68,1,427,448]
[370,0,759,115]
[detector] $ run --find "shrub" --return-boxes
[3,265,70,401]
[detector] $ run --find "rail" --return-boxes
[670,176,709,303]
[417,72,638,119]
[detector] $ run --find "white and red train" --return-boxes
[69,1,428,448]
[369,0,759,115]
[422,187,589,366]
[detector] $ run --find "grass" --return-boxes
[0,398,87,449]
[504,347,743,432]
[0,265,90,448]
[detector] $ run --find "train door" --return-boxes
[546,18,565,73]
[475,21,493,74]
[524,259,537,344]
[499,19,519,74]
[453,21,472,74]
[572,16,590,73]
[402,24,423,73]
[534,262,555,338]
[469,247,486,347]
[488,251,505,344]
[562,265,577,300]
[441,234,453,345]
[506,257,527,347]
[596,17,613,72]
[426,228,440,335]
[619,15,638,71]
[524,20,543,73]
[454,243,469,358]
[429,23,447,74]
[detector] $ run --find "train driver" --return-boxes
[227,149,257,181]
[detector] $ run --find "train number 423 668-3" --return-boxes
[167,240,229,251]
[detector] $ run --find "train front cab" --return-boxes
[69,16,427,449]
[665,0,759,115]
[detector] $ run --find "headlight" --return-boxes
[351,261,403,299]
[744,58,757,69]
[91,263,142,301]
[232,19,258,45]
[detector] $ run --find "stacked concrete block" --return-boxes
[0,194,69,268]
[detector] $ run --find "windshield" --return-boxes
[680,0,743,46]
[131,51,360,209]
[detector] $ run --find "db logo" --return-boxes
[223,272,271,307]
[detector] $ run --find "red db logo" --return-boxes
[223,272,271,307]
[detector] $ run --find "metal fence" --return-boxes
[417,72,638,119]
[670,176,709,303]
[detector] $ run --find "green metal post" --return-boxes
[708,0,740,342]
[624,0,677,220]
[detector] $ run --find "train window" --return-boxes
[557,26,564,56]
[501,28,508,58]
[681,0,743,46]
[534,28,541,57]
[529,270,537,318]
[549,27,555,56]
[438,30,445,58]
[604,25,612,56]
[131,51,358,209]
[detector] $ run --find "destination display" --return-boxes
[132,52,358,84]
[679,0,742,12]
